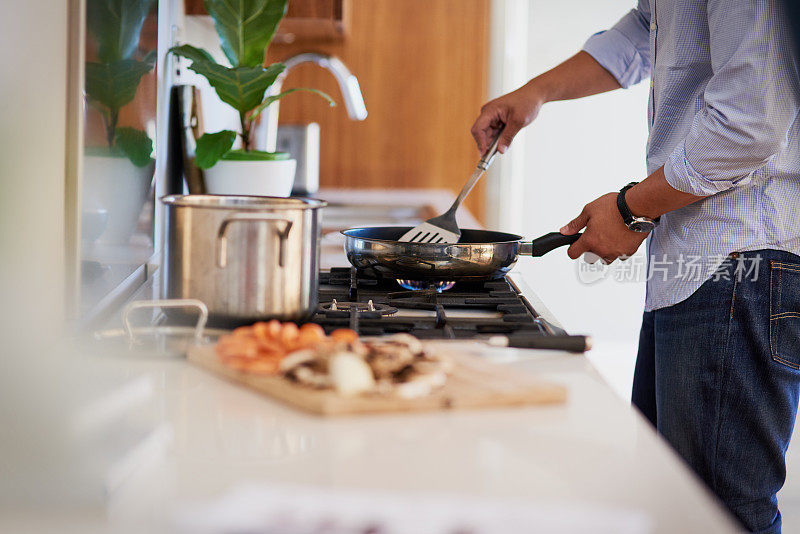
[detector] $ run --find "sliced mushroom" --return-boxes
[290,365,332,389]
[280,332,449,398]
[394,370,447,399]
[279,349,317,371]
[385,333,423,354]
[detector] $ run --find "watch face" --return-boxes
[629,219,656,233]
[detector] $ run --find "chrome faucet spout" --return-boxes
[282,53,368,121]
[255,52,367,152]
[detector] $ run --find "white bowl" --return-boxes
[81,209,108,243]
[203,159,297,197]
[82,155,154,244]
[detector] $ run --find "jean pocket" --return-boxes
[770,261,800,369]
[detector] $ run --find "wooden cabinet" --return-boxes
[184,0,348,42]
[269,0,491,222]
[277,0,347,42]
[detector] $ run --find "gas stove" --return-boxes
[310,268,589,352]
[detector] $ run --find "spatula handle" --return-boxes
[447,128,507,215]
[478,127,504,170]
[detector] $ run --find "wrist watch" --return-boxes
[617,182,660,233]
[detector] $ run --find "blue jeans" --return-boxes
[633,250,800,533]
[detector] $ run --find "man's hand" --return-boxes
[471,86,544,155]
[560,193,648,263]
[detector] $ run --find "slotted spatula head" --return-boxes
[398,213,461,244]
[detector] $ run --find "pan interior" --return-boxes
[343,226,522,244]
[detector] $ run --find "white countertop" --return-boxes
[55,314,738,533]
[1,189,740,533]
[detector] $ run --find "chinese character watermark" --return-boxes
[576,253,763,284]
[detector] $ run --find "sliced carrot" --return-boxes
[241,359,280,375]
[216,322,361,376]
[265,320,283,339]
[298,323,326,347]
[255,338,283,355]
[277,322,299,350]
[330,328,359,343]
[251,322,273,341]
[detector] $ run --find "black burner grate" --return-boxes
[311,268,551,347]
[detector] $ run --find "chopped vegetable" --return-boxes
[215,320,355,375]
[281,333,452,398]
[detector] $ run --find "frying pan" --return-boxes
[342,227,581,281]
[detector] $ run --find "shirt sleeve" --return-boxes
[663,0,800,197]
[582,1,651,89]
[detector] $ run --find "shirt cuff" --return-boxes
[664,142,742,196]
[582,29,648,89]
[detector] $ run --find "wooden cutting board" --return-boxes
[187,344,567,416]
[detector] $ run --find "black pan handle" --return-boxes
[525,232,582,257]
[507,334,592,353]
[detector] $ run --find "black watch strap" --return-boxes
[617,182,660,225]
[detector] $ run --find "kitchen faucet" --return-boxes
[255,52,368,152]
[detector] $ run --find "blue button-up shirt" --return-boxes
[583,0,800,311]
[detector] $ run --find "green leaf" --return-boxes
[251,87,336,119]
[170,45,284,114]
[115,127,153,167]
[222,149,290,161]
[85,56,156,112]
[87,0,156,62]
[204,0,288,68]
[195,130,237,169]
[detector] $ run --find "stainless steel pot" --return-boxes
[343,227,580,281]
[161,195,326,323]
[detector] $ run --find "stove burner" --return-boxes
[395,279,456,292]
[318,299,398,316]
[312,268,558,348]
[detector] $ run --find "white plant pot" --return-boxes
[82,155,154,245]
[203,159,297,197]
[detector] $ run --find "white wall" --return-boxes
[0,0,74,503]
[0,0,69,336]
[496,0,651,397]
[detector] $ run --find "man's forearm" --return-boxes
[471,51,624,153]
[625,166,706,219]
[528,51,623,103]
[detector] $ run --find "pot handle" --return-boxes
[519,232,581,257]
[216,214,293,268]
[123,299,209,344]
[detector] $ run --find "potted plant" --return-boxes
[83,0,156,244]
[170,0,334,197]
